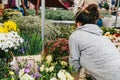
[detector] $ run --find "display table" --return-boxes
[102,16,120,28]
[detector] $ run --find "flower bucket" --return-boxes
[10,54,41,72]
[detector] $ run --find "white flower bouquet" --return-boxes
[0,20,24,59]
[0,31,24,52]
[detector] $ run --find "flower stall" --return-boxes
[0,13,77,79]
[1,4,120,80]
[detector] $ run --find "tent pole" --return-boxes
[41,0,45,54]
[115,0,119,27]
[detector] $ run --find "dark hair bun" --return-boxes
[75,4,99,25]
[85,4,98,13]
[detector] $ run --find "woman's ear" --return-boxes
[76,22,82,28]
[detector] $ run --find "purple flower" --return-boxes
[32,72,41,79]
[24,67,30,73]
[19,47,25,53]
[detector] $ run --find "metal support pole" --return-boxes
[41,0,45,53]
[115,0,120,27]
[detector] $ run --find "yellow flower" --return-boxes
[0,26,4,33]
[9,71,14,75]
[45,67,49,72]
[11,77,14,80]
[65,72,74,80]
[40,65,45,72]
[61,61,68,67]
[4,20,17,32]
[104,32,110,36]
[49,66,54,72]
[3,27,8,33]
[46,55,52,64]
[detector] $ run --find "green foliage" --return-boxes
[26,32,42,55]
[9,15,61,43]
[103,2,109,9]
[10,15,41,34]
[27,9,74,20]
[8,15,75,56]
[101,27,117,34]
[10,15,75,42]
[100,10,110,17]
[27,9,39,16]
[14,32,43,56]
[45,9,74,20]
[0,59,10,79]
[55,25,75,39]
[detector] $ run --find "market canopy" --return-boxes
[28,0,73,9]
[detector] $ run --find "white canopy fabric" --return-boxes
[2,0,8,4]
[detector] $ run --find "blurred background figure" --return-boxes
[111,0,116,10]
[73,0,98,14]
[0,0,4,16]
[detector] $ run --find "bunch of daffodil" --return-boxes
[0,20,17,33]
